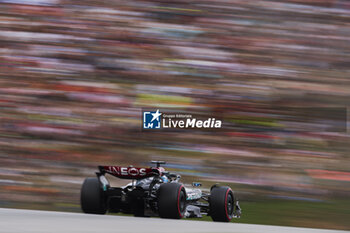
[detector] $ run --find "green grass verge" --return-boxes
[183,199,350,230]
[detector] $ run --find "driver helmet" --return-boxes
[161,175,169,183]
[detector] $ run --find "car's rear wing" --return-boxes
[98,166,164,179]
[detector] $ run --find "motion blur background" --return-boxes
[0,0,349,230]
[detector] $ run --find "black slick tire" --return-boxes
[81,177,107,214]
[158,183,186,219]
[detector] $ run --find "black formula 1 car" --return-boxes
[81,161,241,222]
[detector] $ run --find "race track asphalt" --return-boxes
[0,208,348,233]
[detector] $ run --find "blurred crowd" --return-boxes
[0,0,350,213]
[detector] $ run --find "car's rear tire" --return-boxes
[81,177,107,214]
[158,183,186,219]
[210,186,234,222]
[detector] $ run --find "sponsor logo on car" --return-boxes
[107,166,147,176]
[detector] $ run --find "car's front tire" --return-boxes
[158,183,186,219]
[210,186,235,222]
[81,177,107,214]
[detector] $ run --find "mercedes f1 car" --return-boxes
[81,161,241,222]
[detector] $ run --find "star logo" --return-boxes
[151,109,162,122]
[143,109,162,129]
